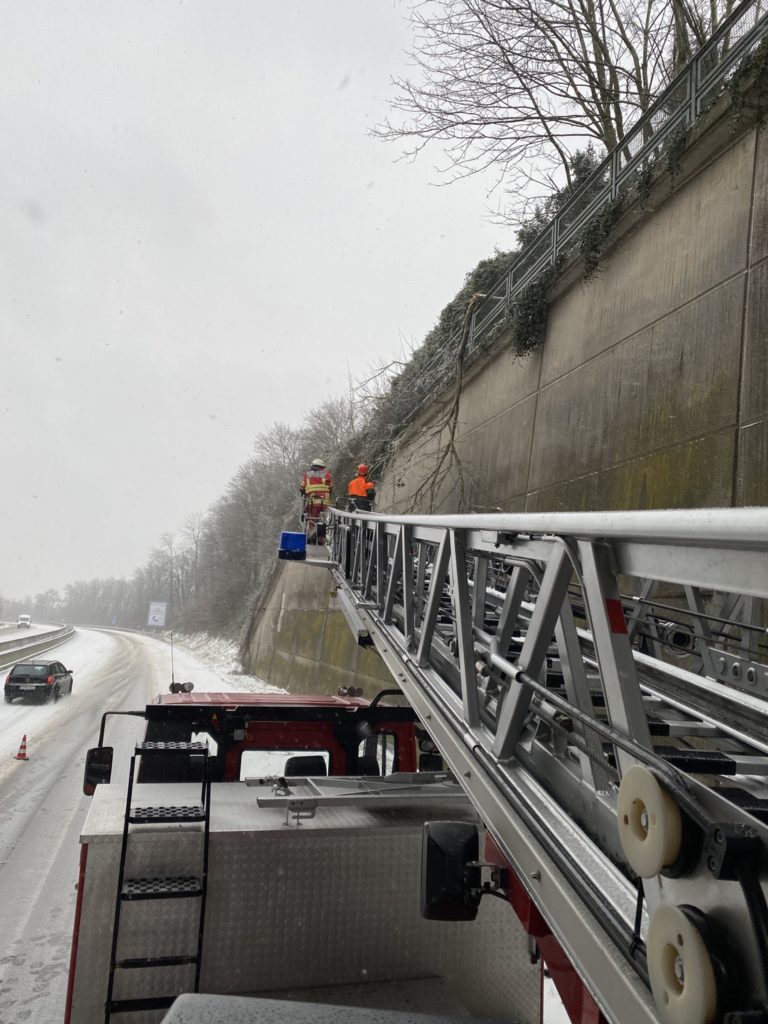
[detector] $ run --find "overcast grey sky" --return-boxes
[1,1,506,599]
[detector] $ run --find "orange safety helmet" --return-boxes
[357,463,369,475]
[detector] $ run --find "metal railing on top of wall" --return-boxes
[397,0,768,425]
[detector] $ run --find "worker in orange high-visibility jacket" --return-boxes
[347,463,376,511]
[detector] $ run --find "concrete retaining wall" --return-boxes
[243,555,392,695]
[378,119,768,514]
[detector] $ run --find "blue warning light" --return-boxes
[278,531,307,561]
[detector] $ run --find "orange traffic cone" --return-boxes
[14,735,29,761]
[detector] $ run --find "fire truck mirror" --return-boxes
[421,821,481,922]
[83,746,114,795]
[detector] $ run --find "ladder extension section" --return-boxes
[327,507,768,1024]
[104,741,212,1022]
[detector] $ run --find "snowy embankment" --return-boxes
[150,630,287,695]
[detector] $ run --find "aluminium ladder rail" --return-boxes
[326,507,768,1024]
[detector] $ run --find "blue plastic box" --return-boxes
[278,531,307,561]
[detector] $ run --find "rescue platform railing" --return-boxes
[325,506,768,1024]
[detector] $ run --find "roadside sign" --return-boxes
[147,601,167,627]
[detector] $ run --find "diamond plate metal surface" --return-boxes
[262,977,470,1015]
[71,784,540,1024]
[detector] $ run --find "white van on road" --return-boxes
[16,615,31,628]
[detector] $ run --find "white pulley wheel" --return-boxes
[647,905,718,1024]
[617,764,682,877]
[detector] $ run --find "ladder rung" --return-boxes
[115,955,198,969]
[108,996,177,1013]
[656,720,719,738]
[728,755,768,777]
[135,741,208,754]
[129,805,205,824]
[588,693,667,709]
[716,787,768,823]
[122,876,203,900]
[655,748,739,774]
[657,748,768,776]
[647,718,720,738]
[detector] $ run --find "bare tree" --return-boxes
[182,512,206,600]
[302,396,360,462]
[253,422,305,468]
[377,0,733,216]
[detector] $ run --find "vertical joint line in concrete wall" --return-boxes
[732,128,761,506]
[523,351,546,511]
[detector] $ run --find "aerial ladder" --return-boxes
[294,506,768,1024]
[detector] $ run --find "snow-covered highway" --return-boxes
[0,621,62,641]
[0,628,273,1024]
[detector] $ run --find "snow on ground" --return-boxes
[0,627,121,768]
[0,627,180,1023]
[138,630,287,694]
[0,628,281,772]
[0,619,67,644]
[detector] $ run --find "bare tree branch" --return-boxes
[375,0,732,219]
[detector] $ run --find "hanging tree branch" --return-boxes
[375,0,733,220]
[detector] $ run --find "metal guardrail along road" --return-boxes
[328,506,768,1024]
[0,625,75,671]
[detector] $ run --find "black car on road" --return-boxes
[5,661,74,704]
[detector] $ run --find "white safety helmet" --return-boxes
[311,458,326,469]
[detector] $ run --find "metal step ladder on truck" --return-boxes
[69,689,541,1023]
